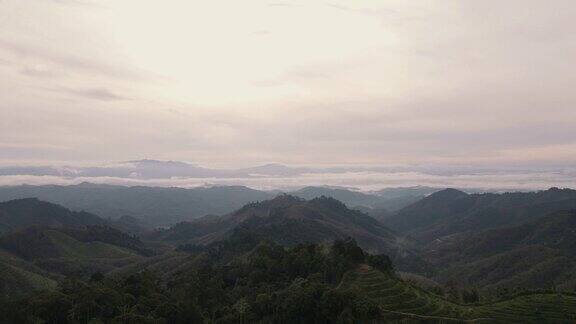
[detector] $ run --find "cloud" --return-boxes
[1,168,574,191]
[0,39,153,82]
[47,0,102,8]
[268,2,297,8]
[0,0,575,170]
[52,87,129,101]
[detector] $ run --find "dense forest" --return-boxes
[0,235,390,323]
[1,188,576,323]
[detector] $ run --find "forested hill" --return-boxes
[384,187,576,242]
[0,184,439,226]
[0,198,106,235]
[425,209,576,292]
[0,184,275,225]
[2,231,575,323]
[147,194,428,273]
[0,193,575,322]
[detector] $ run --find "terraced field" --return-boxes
[340,266,465,322]
[341,266,576,323]
[469,294,576,323]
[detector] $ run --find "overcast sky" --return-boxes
[1,0,575,168]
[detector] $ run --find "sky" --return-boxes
[1,0,575,170]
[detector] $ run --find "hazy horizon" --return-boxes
[2,2,576,319]
[2,0,576,170]
[0,158,574,191]
[2,0,576,194]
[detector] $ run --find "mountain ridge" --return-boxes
[384,187,576,242]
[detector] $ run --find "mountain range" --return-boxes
[0,183,439,226]
[384,187,576,242]
[1,184,576,321]
[0,159,389,179]
[424,209,576,292]
[147,194,427,273]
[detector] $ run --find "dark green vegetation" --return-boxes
[425,210,576,293]
[0,199,151,297]
[0,198,106,235]
[343,267,576,323]
[2,186,576,323]
[147,195,426,273]
[0,225,148,297]
[387,187,576,242]
[3,232,575,323]
[371,187,576,297]
[1,235,392,323]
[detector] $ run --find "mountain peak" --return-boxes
[427,188,467,200]
[267,194,304,205]
[125,159,194,167]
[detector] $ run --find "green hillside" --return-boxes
[341,266,576,323]
[0,227,145,279]
[469,294,576,323]
[0,262,57,298]
[149,195,428,273]
[0,250,58,298]
[340,266,464,320]
[44,230,137,259]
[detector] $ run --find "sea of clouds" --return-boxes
[0,160,574,192]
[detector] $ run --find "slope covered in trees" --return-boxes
[0,198,106,235]
[3,230,575,323]
[0,184,275,225]
[425,210,576,292]
[384,187,576,242]
[0,183,439,226]
[0,236,391,323]
[148,195,428,273]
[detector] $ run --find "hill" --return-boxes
[148,195,428,273]
[0,184,442,226]
[370,186,441,213]
[425,210,576,292]
[291,186,440,220]
[0,225,147,277]
[2,226,574,323]
[291,186,386,209]
[0,184,275,225]
[0,249,58,298]
[384,187,576,242]
[341,265,576,323]
[0,198,106,235]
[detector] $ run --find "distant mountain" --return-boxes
[109,215,152,235]
[0,184,275,225]
[0,160,315,179]
[0,198,106,235]
[289,186,439,220]
[291,186,384,207]
[148,195,428,273]
[238,163,311,176]
[426,210,576,291]
[0,160,229,179]
[371,186,441,199]
[0,183,435,226]
[384,187,576,242]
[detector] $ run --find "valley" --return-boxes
[0,184,575,322]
